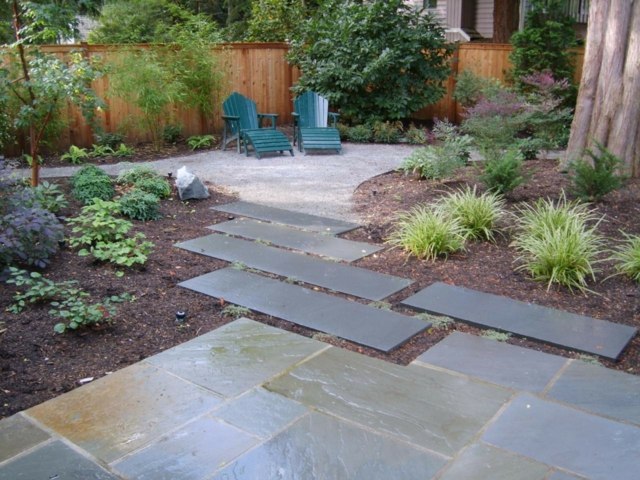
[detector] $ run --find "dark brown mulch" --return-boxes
[1,155,639,420]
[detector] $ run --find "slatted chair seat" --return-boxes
[293,92,342,154]
[222,92,294,159]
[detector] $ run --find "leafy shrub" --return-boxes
[372,121,403,144]
[610,233,640,283]
[6,268,81,313]
[0,206,64,269]
[95,132,125,149]
[387,205,466,261]
[432,120,473,162]
[347,124,373,143]
[134,177,171,199]
[438,186,505,242]
[480,147,525,195]
[404,124,429,145]
[569,142,626,202]
[221,304,252,318]
[453,70,504,108]
[71,173,115,205]
[113,143,135,157]
[116,165,159,185]
[60,145,89,164]
[399,145,464,180]
[67,199,132,247]
[511,195,605,292]
[89,144,115,157]
[119,189,161,221]
[336,123,350,140]
[86,233,154,267]
[162,123,182,144]
[9,182,68,214]
[187,134,216,150]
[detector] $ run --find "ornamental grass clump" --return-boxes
[387,205,466,261]
[610,233,640,283]
[437,186,506,242]
[511,195,605,292]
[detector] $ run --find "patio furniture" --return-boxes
[293,92,342,154]
[222,92,294,159]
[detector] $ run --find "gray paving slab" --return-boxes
[145,318,326,397]
[27,363,223,463]
[438,443,549,480]
[213,200,359,234]
[547,361,640,425]
[112,416,257,480]
[210,412,447,480]
[401,282,637,360]
[176,233,411,300]
[266,347,511,456]
[414,332,568,392]
[0,414,50,463]
[483,394,640,480]
[209,217,382,261]
[548,472,585,480]
[179,268,428,352]
[0,440,118,480]
[214,388,308,439]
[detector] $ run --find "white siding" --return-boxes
[475,0,494,39]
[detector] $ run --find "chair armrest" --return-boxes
[328,112,340,128]
[258,113,278,129]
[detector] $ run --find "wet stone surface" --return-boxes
[210,217,382,262]
[0,414,50,463]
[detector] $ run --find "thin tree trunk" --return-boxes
[493,0,519,43]
[563,0,609,167]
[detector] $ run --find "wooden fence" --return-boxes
[7,42,583,152]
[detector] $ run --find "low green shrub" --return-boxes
[60,145,89,164]
[6,268,81,313]
[372,121,402,144]
[399,144,465,180]
[569,142,627,201]
[9,181,68,214]
[387,205,466,261]
[116,165,159,185]
[89,144,116,157]
[162,124,182,144]
[119,189,161,221]
[71,166,114,204]
[610,233,640,283]
[134,177,171,199]
[480,147,525,195]
[95,132,124,149]
[438,186,505,242]
[453,70,504,108]
[113,143,135,157]
[336,123,350,140]
[347,124,373,143]
[187,134,216,150]
[67,199,132,247]
[404,124,429,145]
[511,195,605,292]
[85,233,154,267]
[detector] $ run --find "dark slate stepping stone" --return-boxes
[179,268,428,352]
[213,200,359,234]
[483,394,640,480]
[401,282,637,360]
[547,361,640,425]
[414,332,568,392]
[176,234,411,301]
[210,218,382,262]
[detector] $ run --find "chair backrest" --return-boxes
[294,92,329,128]
[223,92,259,131]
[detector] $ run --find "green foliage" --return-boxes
[162,124,182,144]
[347,125,373,143]
[416,313,454,330]
[481,330,512,342]
[610,233,640,283]
[95,132,125,149]
[336,123,350,140]
[60,145,89,165]
[89,144,115,158]
[6,268,80,314]
[404,124,429,145]
[246,0,308,42]
[400,145,464,180]
[433,120,473,163]
[387,205,466,261]
[511,195,605,292]
[437,186,505,242]
[569,142,627,202]
[67,199,131,248]
[52,293,132,334]
[453,70,503,108]
[480,147,525,196]
[187,134,216,150]
[509,0,578,87]
[119,189,161,221]
[133,177,171,199]
[288,0,453,123]
[85,233,154,267]
[221,304,252,318]
[71,165,115,205]
[116,165,159,185]
[113,143,135,157]
[372,121,403,144]
[11,181,68,214]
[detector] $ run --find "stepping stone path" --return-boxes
[402,282,637,360]
[213,200,359,234]
[209,217,381,261]
[175,233,412,301]
[179,268,428,352]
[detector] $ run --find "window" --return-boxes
[423,0,437,9]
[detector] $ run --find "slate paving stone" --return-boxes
[209,218,382,261]
[0,414,50,463]
[414,332,568,392]
[112,416,258,480]
[214,388,308,439]
[548,472,585,480]
[547,361,640,425]
[483,394,640,480]
[176,234,411,301]
[146,318,326,397]
[437,443,549,480]
[210,412,447,480]
[213,200,359,234]
[266,347,511,456]
[28,363,223,463]
[179,268,428,352]
[401,282,637,360]
[0,440,117,480]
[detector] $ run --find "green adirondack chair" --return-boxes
[293,92,342,154]
[222,92,294,159]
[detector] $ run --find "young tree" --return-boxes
[564,0,640,176]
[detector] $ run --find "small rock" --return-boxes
[176,166,209,200]
[78,377,94,385]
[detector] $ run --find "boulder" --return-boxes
[176,166,209,200]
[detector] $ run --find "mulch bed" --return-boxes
[1,153,638,420]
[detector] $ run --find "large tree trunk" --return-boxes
[493,0,519,43]
[564,0,640,176]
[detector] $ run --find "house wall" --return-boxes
[475,0,494,39]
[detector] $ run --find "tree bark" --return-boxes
[493,0,519,44]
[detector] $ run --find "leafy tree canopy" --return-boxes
[246,0,317,42]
